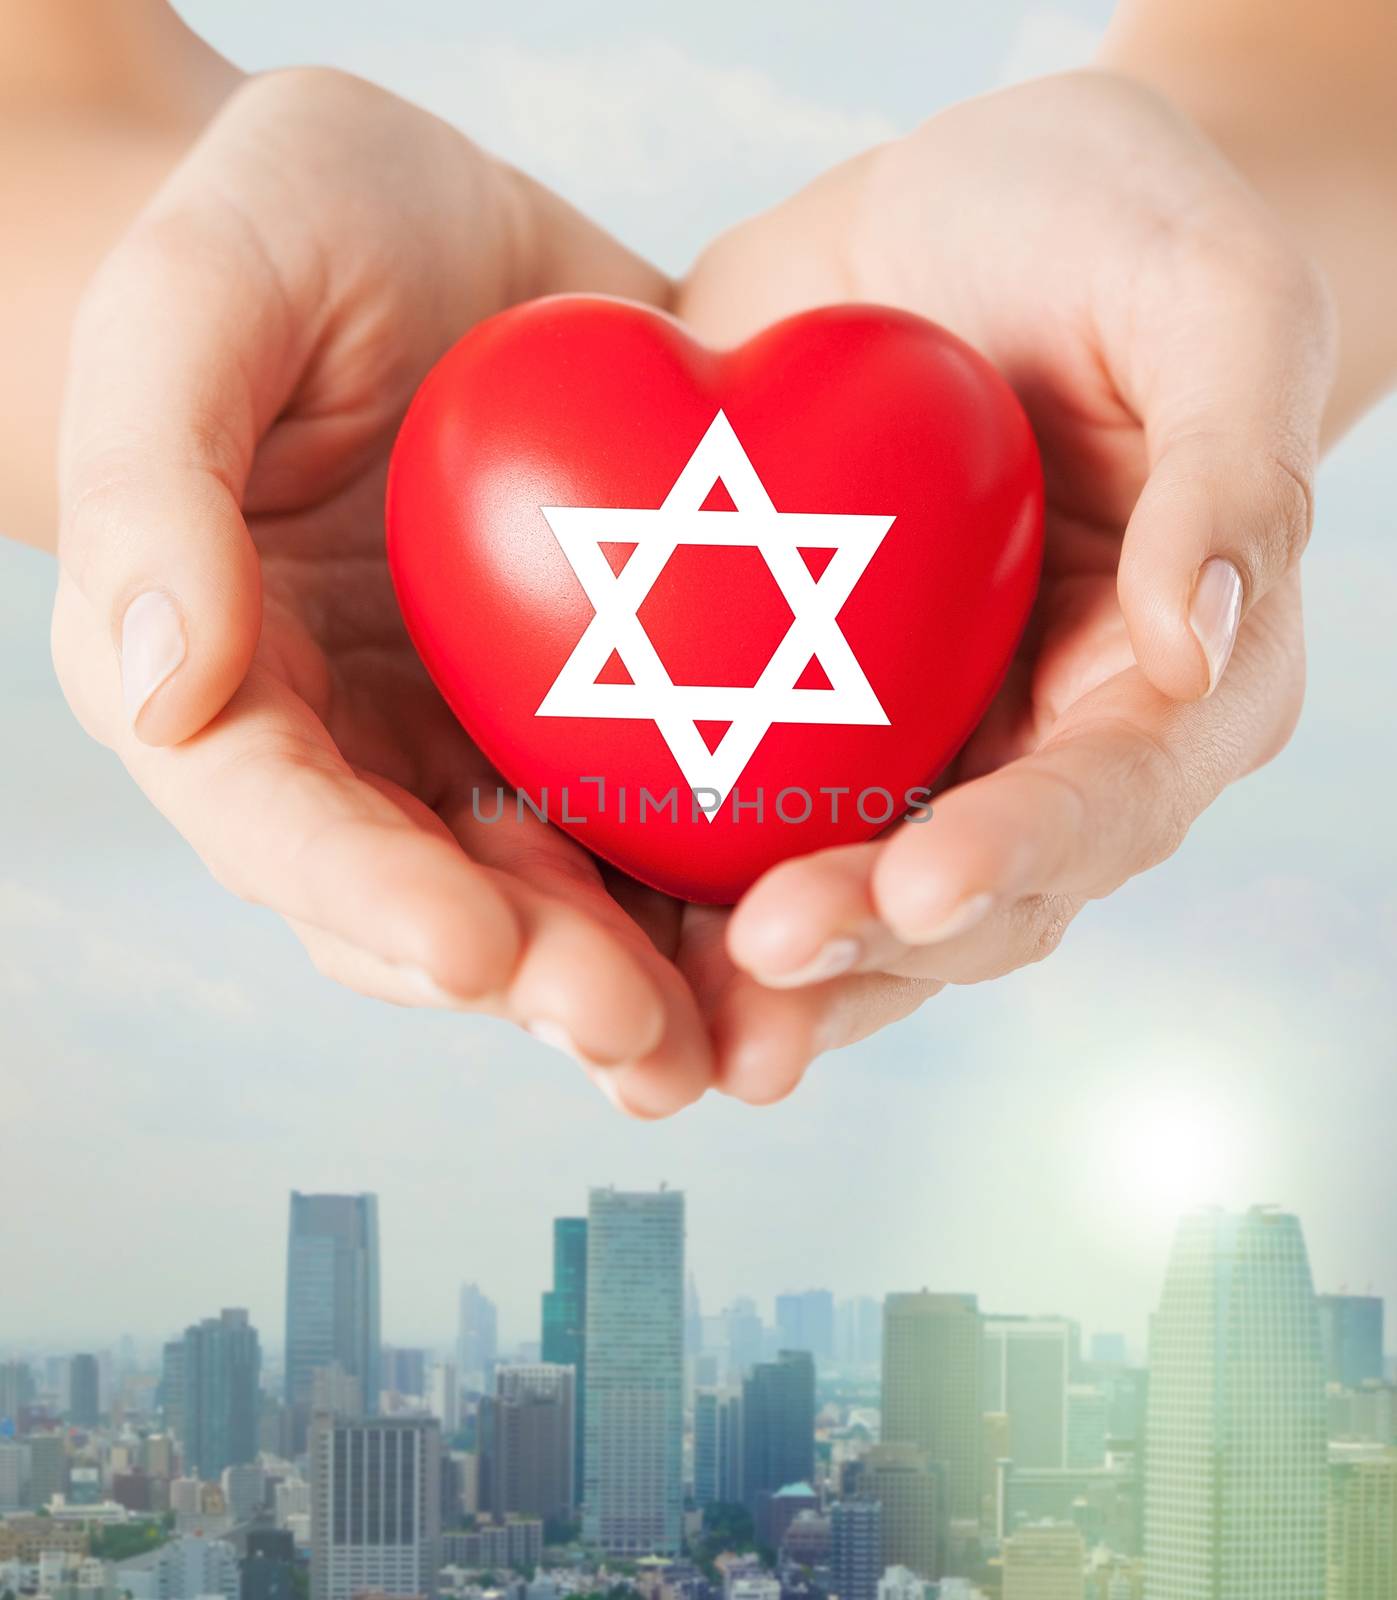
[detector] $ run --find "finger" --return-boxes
[872,583,1301,947]
[289,920,481,1009]
[55,579,523,999]
[56,176,319,746]
[1113,224,1334,699]
[445,801,714,1116]
[679,905,934,1104]
[732,581,1300,986]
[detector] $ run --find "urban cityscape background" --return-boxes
[2,1190,1393,1600]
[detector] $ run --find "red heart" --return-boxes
[386,296,1042,904]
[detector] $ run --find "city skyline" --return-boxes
[3,1197,1394,1598]
[3,1192,1393,1365]
[3,0,1395,1367]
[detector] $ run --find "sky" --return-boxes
[2,2,1394,1365]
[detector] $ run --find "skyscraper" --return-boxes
[1001,1520,1086,1599]
[28,1433,67,1509]
[479,1363,575,1522]
[982,1318,1075,1470]
[309,1415,440,1600]
[67,1355,99,1428]
[160,1340,186,1445]
[0,1360,33,1424]
[882,1293,983,1532]
[1326,1444,1397,1599]
[1144,1206,1327,1600]
[860,1443,942,1580]
[742,1350,815,1513]
[836,1298,884,1369]
[285,1193,381,1449]
[1319,1296,1386,1389]
[724,1298,765,1384]
[831,1498,881,1600]
[457,1285,498,1387]
[181,1309,261,1482]
[541,1217,587,1491]
[775,1293,835,1366]
[583,1187,684,1555]
[694,1389,743,1507]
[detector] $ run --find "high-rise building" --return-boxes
[1144,1206,1326,1600]
[830,1498,881,1600]
[0,1361,34,1424]
[1319,1297,1386,1390]
[27,1434,67,1509]
[1090,1333,1129,1367]
[161,1342,186,1446]
[479,1364,575,1522]
[999,1460,1141,1557]
[457,1285,498,1388]
[429,1362,460,1435]
[882,1293,982,1533]
[181,1310,261,1482]
[381,1348,427,1399]
[0,1444,28,1511]
[1001,1520,1086,1599]
[68,1356,99,1428]
[240,1527,296,1600]
[222,1462,266,1522]
[114,1532,239,1600]
[775,1293,835,1367]
[285,1193,381,1449]
[685,1274,704,1358]
[1326,1444,1397,1599]
[835,1298,884,1370]
[694,1389,743,1507]
[582,1187,684,1555]
[309,1363,362,1422]
[982,1319,1074,1471]
[541,1218,587,1493]
[1066,1385,1109,1468]
[309,1416,440,1600]
[724,1299,765,1384]
[860,1443,941,1580]
[741,1351,815,1514]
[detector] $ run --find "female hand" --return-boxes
[51,68,741,1112]
[676,71,1336,1097]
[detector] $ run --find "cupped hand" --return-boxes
[54,67,839,1117]
[678,70,1336,1084]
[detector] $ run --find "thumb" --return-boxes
[56,204,299,746]
[1115,242,1335,700]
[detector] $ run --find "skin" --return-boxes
[680,71,1337,1014]
[4,6,1394,1115]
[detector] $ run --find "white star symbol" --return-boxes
[536,410,894,812]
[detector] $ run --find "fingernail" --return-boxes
[1189,558,1243,696]
[755,936,861,990]
[401,966,469,1009]
[120,590,186,727]
[904,890,993,945]
[527,1018,584,1062]
[585,1065,632,1115]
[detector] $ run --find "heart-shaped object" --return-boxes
[387,295,1042,904]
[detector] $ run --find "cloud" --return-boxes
[0,875,250,1021]
[457,37,897,200]
[364,34,899,269]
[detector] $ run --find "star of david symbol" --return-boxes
[536,411,894,811]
